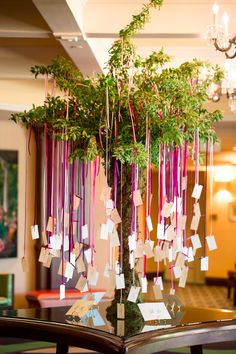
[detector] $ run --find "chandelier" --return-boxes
[208,60,236,113]
[207,3,236,59]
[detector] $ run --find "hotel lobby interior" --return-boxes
[0,0,236,353]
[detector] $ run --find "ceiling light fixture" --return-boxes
[207,3,236,59]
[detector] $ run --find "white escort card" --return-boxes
[161,202,173,218]
[60,284,65,300]
[206,235,217,251]
[157,223,165,240]
[31,225,39,240]
[192,184,203,199]
[133,189,143,207]
[128,233,136,252]
[81,224,88,240]
[141,276,148,293]
[100,223,109,240]
[127,286,141,303]
[138,303,171,321]
[116,273,125,290]
[146,215,153,232]
[191,234,202,250]
[201,256,209,271]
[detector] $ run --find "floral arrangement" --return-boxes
[11,0,223,319]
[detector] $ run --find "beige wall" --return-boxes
[0,119,36,308]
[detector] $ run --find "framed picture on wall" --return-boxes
[0,150,18,258]
[228,201,236,222]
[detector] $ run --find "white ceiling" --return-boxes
[0,0,236,155]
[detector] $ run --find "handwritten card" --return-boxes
[116,273,125,290]
[41,230,48,246]
[31,225,39,240]
[138,303,171,321]
[143,241,154,258]
[192,184,203,199]
[107,219,115,233]
[110,230,120,247]
[173,266,181,279]
[141,276,148,293]
[161,202,173,218]
[76,256,86,273]
[201,256,209,271]
[75,275,87,291]
[191,234,202,250]
[190,214,200,231]
[117,303,125,319]
[133,189,143,207]
[64,261,74,279]
[206,235,217,251]
[129,251,135,269]
[153,276,164,290]
[111,208,122,224]
[127,286,141,303]
[84,248,92,264]
[179,265,188,288]
[46,216,53,232]
[178,215,187,230]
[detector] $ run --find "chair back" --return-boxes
[0,273,14,309]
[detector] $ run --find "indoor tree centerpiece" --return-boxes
[11,0,223,323]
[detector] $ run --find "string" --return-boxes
[203,139,209,257]
[23,129,29,257]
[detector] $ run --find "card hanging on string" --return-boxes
[127,286,141,303]
[31,225,39,240]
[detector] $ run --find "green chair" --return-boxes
[0,273,14,309]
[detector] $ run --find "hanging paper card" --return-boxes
[73,242,83,257]
[117,320,125,336]
[60,284,65,300]
[141,276,148,293]
[127,286,140,303]
[107,219,115,233]
[153,284,163,300]
[38,247,49,263]
[194,202,201,217]
[143,241,154,258]
[64,235,69,252]
[46,216,53,232]
[190,214,200,231]
[154,245,164,262]
[129,251,135,269]
[153,276,164,290]
[134,241,144,258]
[82,224,88,240]
[201,256,209,271]
[178,215,187,230]
[157,223,165,240]
[133,189,143,207]
[175,252,185,268]
[21,257,29,272]
[136,258,144,273]
[64,261,74,279]
[168,247,173,262]
[146,215,153,232]
[73,195,81,210]
[187,247,194,263]
[169,288,175,295]
[66,300,94,318]
[50,234,62,250]
[173,266,181,279]
[100,223,109,240]
[171,197,182,214]
[31,225,39,240]
[111,208,122,224]
[138,303,171,321]
[206,235,217,251]
[192,184,203,199]
[165,224,176,241]
[41,231,48,246]
[43,254,52,268]
[75,275,87,291]
[179,266,188,288]
[115,273,125,290]
[91,309,105,327]
[161,202,173,218]
[191,234,202,250]
[76,256,86,273]
[110,230,120,247]
[117,303,125,319]
[70,252,76,266]
[84,248,92,264]
[128,233,136,252]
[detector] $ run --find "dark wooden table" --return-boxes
[0,301,236,354]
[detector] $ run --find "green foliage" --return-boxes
[10,0,224,168]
